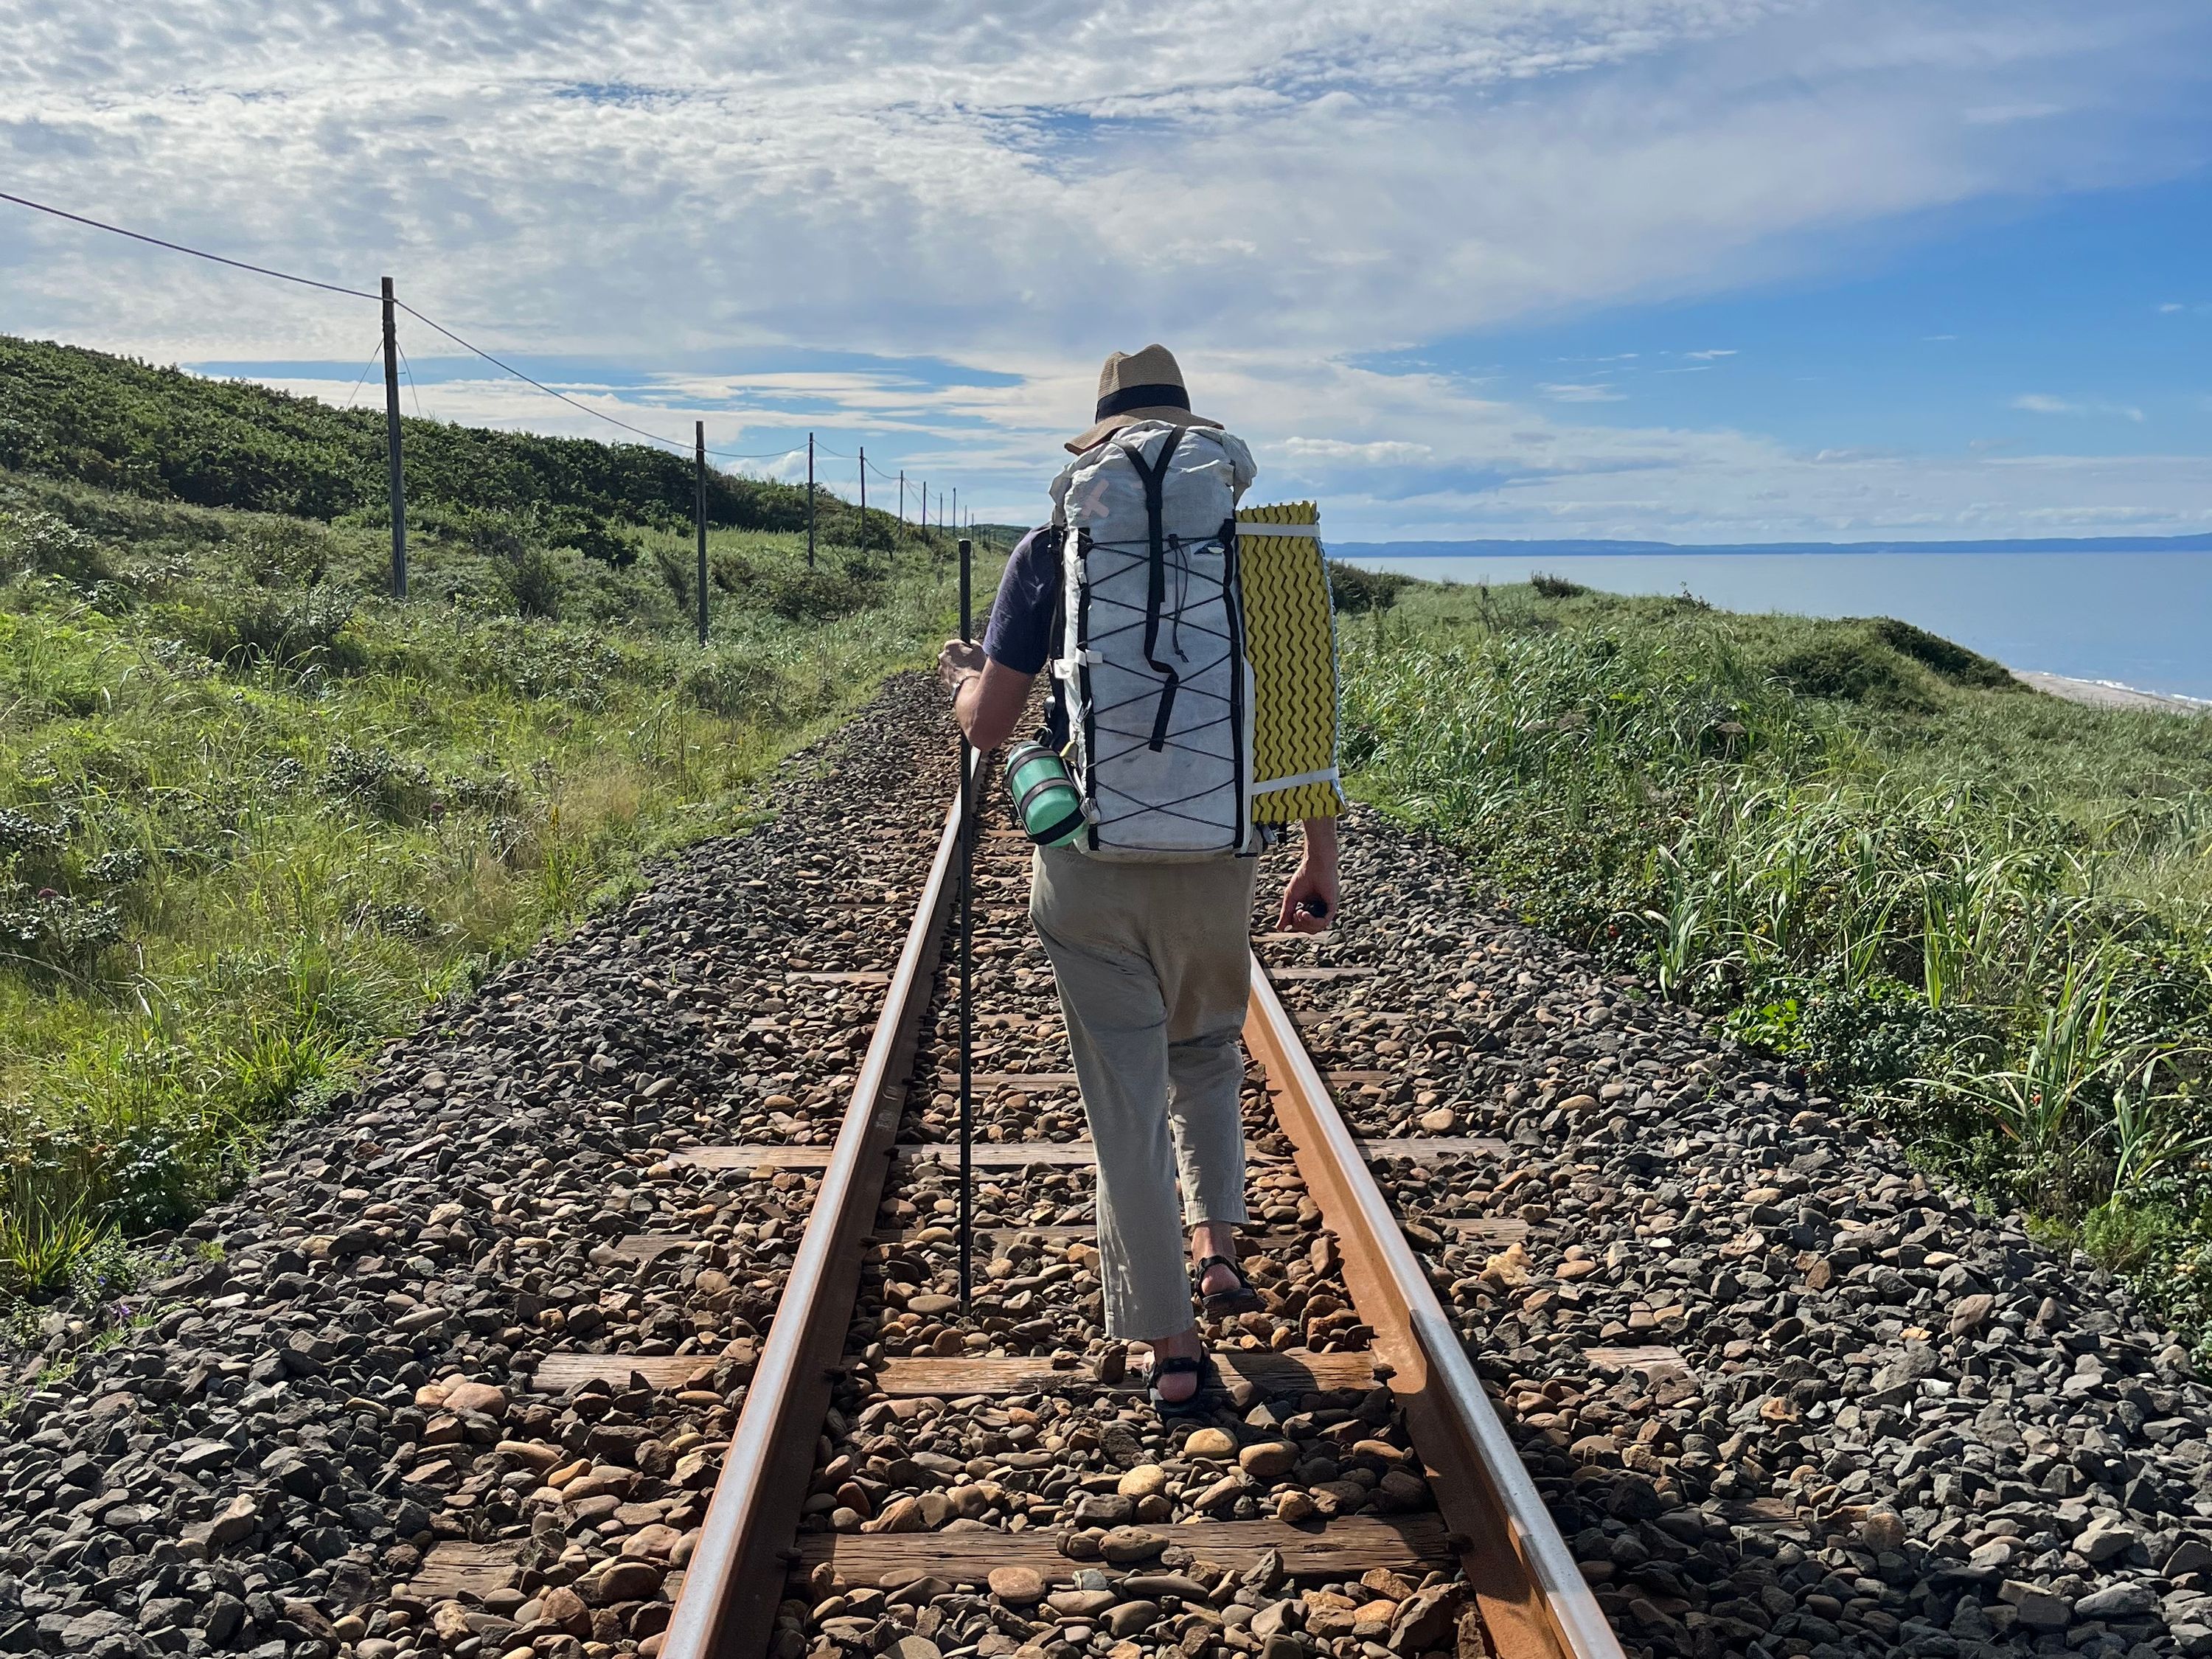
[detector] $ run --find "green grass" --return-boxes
[0,335,1001,1312]
[1337,574,2212,1346]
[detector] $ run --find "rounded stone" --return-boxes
[1100,1527,1167,1565]
[1105,1601,1161,1638]
[1116,1464,1168,1499]
[1183,1427,1237,1460]
[988,1566,1047,1607]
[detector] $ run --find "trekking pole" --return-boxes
[957,535,975,1316]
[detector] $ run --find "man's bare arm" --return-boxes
[938,640,1036,751]
[1277,815,1341,933]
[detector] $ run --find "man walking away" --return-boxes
[939,345,1340,1410]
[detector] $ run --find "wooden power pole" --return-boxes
[380,277,407,599]
[694,422,709,646]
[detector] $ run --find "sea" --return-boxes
[1332,546,2212,703]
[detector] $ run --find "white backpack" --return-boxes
[1047,421,1259,860]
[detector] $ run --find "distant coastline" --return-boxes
[2011,671,2211,715]
[1332,532,2212,558]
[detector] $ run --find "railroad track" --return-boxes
[20,681,2204,1659]
[607,775,1625,1659]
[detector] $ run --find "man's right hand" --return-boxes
[939,639,987,697]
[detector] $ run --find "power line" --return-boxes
[0,188,380,301]
[394,337,427,420]
[1,187,957,508]
[340,338,385,410]
[392,300,706,455]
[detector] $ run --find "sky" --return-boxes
[3,0,2210,542]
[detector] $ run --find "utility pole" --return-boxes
[380,277,407,599]
[694,421,709,646]
[899,470,905,526]
[952,487,958,543]
[806,432,815,569]
[858,448,867,522]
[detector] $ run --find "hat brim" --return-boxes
[1065,405,1223,456]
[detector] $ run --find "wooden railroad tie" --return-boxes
[670,1135,1507,1173]
[871,1349,1377,1397]
[793,1514,1455,1585]
[877,1219,1529,1247]
[524,1340,1691,1399]
[392,1541,521,1607]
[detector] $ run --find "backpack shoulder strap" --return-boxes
[1115,428,1186,752]
[1036,525,1071,748]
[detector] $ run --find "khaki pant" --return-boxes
[1029,846,1257,1339]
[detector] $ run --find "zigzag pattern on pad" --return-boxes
[1237,501,1344,824]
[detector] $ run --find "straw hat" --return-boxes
[1065,344,1223,454]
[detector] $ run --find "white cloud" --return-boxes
[1280,437,1435,463]
[1961,102,2067,124]
[1,0,2205,537]
[1683,348,1738,359]
[2011,393,2148,422]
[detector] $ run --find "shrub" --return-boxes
[1770,633,1930,710]
[1530,571,1587,599]
[0,509,108,585]
[187,586,364,671]
[552,513,636,568]
[0,888,123,978]
[502,541,568,619]
[1868,616,2017,690]
[237,519,334,588]
[681,654,786,720]
[1325,561,1409,614]
[323,741,438,822]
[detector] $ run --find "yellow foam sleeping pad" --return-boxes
[1238,501,1344,824]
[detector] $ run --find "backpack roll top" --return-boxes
[1050,421,1258,860]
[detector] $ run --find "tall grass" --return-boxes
[0,476,971,1307]
[1341,581,2212,1343]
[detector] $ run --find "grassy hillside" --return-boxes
[1340,573,2212,1346]
[0,335,984,1321]
[0,334,866,540]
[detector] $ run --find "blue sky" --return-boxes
[3,0,2209,540]
[1403,173,2212,461]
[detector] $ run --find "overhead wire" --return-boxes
[394,338,427,420]
[340,338,386,410]
[1,187,956,510]
[0,189,381,301]
[392,299,702,455]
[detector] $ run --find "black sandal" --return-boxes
[1146,1353,1222,1418]
[1194,1253,1265,1319]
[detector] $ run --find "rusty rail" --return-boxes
[661,781,1620,1659]
[658,781,970,1659]
[1244,958,1624,1659]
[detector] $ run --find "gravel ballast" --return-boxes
[5,674,2209,1659]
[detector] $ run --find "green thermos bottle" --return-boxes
[1004,741,1087,847]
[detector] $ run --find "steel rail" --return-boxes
[659,776,971,1659]
[1244,958,1625,1659]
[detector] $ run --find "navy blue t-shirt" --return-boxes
[980,526,1065,745]
[980,526,1060,676]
